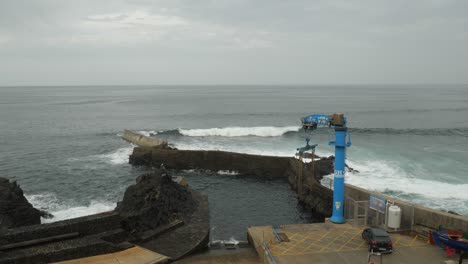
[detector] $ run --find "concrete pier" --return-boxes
[247,222,450,264]
[53,246,170,264]
[121,130,168,148]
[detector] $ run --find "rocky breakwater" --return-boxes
[121,130,169,148]
[117,169,210,260]
[116,170,197,233]
[0,177,41,230]
[0,170,209,263]
[129,146,336,220]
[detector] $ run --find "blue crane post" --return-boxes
[301,113,350,224]
[330,126,347,224]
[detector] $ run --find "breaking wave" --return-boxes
[346,159,468,200]
[217,170,240,175]
[137,130,157,137]
[321,159,468,215]
[157,126,300,137]
[26,193,115,223]
[173,141,296,157]
[68,146,133,165]
[154,127,468,138]
[351,127,468,137]
[95,147,133,165]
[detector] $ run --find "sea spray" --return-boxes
[26,193,115,223]
[178,126,299,137]
[96,147,133,165]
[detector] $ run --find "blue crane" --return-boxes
[299,113,351,224]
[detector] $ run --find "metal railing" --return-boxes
[344,196,369,227]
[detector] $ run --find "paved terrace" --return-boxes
[54,246,169,264]
[248,222,453,264]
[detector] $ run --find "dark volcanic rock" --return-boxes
[115,169,197,233]
[447,210,460,216]
[0,177,41,229]
[316,156,335,180]
[39,210,54,219]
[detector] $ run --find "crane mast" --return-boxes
[300,113,351,224]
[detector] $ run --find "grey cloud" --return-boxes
[86,14,129,22]
[0,0,467,85]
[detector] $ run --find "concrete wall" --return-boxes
[345,184,468,231]
[0,212,122,245]
[287,158,334,219]
[121,130,168,148]
[130,148,293,179]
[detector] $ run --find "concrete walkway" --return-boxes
[53,246,169,264]
[174,248,261,264]
[248,223,453,264]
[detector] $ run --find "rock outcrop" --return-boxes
[115,169,197,233]
[0,170,208,263]
[0,177,41,229]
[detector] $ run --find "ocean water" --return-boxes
[0,85,467,240]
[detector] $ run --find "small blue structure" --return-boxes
[300,113,351,224]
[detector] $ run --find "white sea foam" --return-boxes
[96,147,133,165]
[26,193,116,223]
[319,156,468,215]
[174,142,295,157]
[138,130,156,137]
[345,159,468,200]
[294,156,317,163]
[179,126,299,137]
[217,170,240,175]
[320,174,335,189]
[210,237,240,245]
[69,146,133,165]
[178,140,467,213]
[41,201,116,223]
[27,193,61,211]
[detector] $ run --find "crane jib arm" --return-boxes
[301,113,347,128]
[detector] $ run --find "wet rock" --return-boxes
[317,156,335,179]
[0,177,41,229]
[115,169,197,233]
[346,164,359,173]
[447,210,460,216]
[40,210,54,219]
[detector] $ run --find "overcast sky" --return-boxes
[0,0,467,86]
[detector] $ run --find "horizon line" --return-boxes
[1,83,468,88]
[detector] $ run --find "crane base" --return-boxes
[329,216,346,224]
